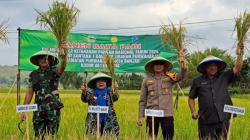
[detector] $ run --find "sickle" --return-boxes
[18,120,25,135]
[84,71,88,84]
[83,71,88,95]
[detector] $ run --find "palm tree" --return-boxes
[0,21,9,44]
[35,1,79,58]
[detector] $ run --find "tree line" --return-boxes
[60,48,250,90]
[0,48,249,90]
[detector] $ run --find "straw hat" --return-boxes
[30,51,59,66]
[197,55,227,74]
[144,56,173,73]
[87,72,112,89]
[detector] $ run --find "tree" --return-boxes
[117,73,144,90]
[60,72,83,89]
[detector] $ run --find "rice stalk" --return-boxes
[35,1,79,58]
[234,10,250,56]
[0,20,9,44]
[103,52,118,93]
[160,21,186,68]
[160,21,185,52]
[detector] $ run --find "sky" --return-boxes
[0,0,249,65]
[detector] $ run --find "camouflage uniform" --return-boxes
[29,66,64,139]
[81,88,120,138]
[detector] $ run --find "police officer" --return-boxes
[21,50,67,139]
[188,55,243,139]
[138,49,187,140]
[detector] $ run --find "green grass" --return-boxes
[0,90,250,140]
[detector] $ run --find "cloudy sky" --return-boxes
[0,0,249,65]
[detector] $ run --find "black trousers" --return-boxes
[198,119,230,140]
[146,116,174,140]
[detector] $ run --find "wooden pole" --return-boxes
[152,116,155,140]
[227,114,234,140]
[17,27,21,105]
[97,113,100,140]
[17,71,20,105]
[26,114,30,140]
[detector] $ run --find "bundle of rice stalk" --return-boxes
[160,21,186,110]
[0,20,9,44]
[103,52,118,93]
[160,21,186,68]
[35,1,79,58]
[234,10,250,56]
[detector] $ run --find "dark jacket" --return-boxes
[189,70,236,124]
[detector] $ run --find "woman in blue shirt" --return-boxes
[81,72,120,138]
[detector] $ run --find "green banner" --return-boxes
[19,29,179,72]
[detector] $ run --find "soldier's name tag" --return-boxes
[16,104,38,113]
[88,106,109,114]
[224,105,245,115]
[145,109,164,117]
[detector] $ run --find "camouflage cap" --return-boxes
[30,51,59,66]
[87,72,112,89]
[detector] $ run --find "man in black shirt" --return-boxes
[188,55,243,139]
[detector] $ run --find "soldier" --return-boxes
[81,72,120,138]
[188,55,243,139]
[137,50,187,140]
[20,50,67,139]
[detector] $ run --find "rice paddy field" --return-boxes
[0,89,249,140]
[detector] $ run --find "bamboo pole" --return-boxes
[97,113,100,140]
[227,114,234,140]
[25,115,30,140]
[152,117,155,140]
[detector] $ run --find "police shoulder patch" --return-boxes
[166,72,178,81]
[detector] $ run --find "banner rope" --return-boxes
[0,76,17,110]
